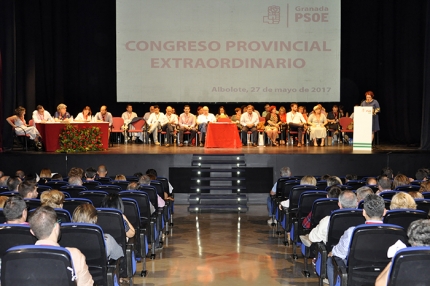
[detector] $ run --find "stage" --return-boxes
[1,143,429,191]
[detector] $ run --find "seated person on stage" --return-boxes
[32,105,53,123]
[326,104,341,140]
[29,206,94,286]
[122,104,141,142]
[95,105,113,129]
[278,106,287,144]
[6,106,43,148]
[164,106,178,147]
[239,105,259,147]
[75,106,92,122]
[3,196,29,224]
[261,104,271,118]
[286,103,307,147]
[231,107,242,130]
[307,105,327,147]
[178,105,197,147]
[326,194,386,286]
[215,106,228,121]
[54,103,71,121]
[265,106,281,146]
[196,106,216,147]
[147,105,168,146]
[143,105,154,132]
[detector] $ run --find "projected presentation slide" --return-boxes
[116,0,340,102]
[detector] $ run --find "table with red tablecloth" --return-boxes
[36,122,110,152]
[205,123,242,148]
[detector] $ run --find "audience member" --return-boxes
[68,167,84,178]
[344,174,357,183]
[101,193,136,239]
[300,175,317,186]
[415,168,429,181]
[327,176,342,187]
[3,196,28,224]
[139,175,166,209]
[300,190,357,246]
[327,194,386,286]
[376,177,392,194]
[16,170,25,180]
[321,174,330,181]
[133,172,143,180]
[18,181,38,199]
[97,165,108,178]
[408,191,423,199]
[393,174,410,189]
[68,176,83,186]
[84,167,97,181]
[114,174,127,181]
[389,192,417,210]
[419,181,430,193]
[267,167,292,224]
[39,168,52,179]
[24,173,39,183]
[29,206,94,286]
[72,204,124,260]
[366,177,377,185]
[375,219,430,286]
[40,190,65,208]
[51,173,63,180]
[380,167,394,179]
[7,176,21,192]
[0,196,9,208]
[0,175,9,187]
[356,186,373,202]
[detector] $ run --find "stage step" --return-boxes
[188,204,248,213]
[188,154,248,213]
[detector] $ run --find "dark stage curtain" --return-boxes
[0,0,429,149]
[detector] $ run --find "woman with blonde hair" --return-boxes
[390,192,417,210]
[307,105,327,146]
[40,190,65,208]
[114,174,127,181]
[264,106,281,146]
[72,204,124,260]
[39,168,52,179]
[54,103,71,121]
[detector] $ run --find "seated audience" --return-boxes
[97,165,109,178]
[114,174,127,181]
[7,176,21,192]
[419,181,430,193]
[39,168,52,179]
[389,192,417,210]
[72,204,124,260]
[393,174,410,189]
[18,181,38,199]
[380,167,394,180]
[51,173,63,180]
[6,106,42,147]
[0,196,9,208]
[0,175,10,187]
[139,175,165,208]
[16,170,25,180]
[3,196,28,224]
[40,190,65,208]
[101,194,136,239]
[375,219,430,286]
[376,176,392,194]
[68,167,84,178]
[54,103,71,121]
[267,167,292,224]
[415,168,429,181]
[356,186,374,202]
[408,191,423,199]
[344,174,358,183]
[84,167,97,181]
[29,206,94,286]
[366,177,378,185]
[146,168,174,199]
[68,176,83,186]
[127,181,155,214]
[327,176,342,187]
[327,194,386,286]
[32,105,53,123]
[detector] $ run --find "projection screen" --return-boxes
[116,0,340,102]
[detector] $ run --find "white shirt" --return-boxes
[32,110,53,123]
[147,112,168,126]
[75,113,93,122]
[240,112,259,127]
[309,215,330,244]
[286,111,306,124]
[165,113,178,125]
[121,111,137,124]
[197,113,216,124]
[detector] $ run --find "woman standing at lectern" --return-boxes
[360,90,380,141]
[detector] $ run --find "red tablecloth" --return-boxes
[36,122,110,152]
[205,123,242,148]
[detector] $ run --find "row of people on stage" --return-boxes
[7,90,380,148]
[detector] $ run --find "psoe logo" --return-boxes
[263,5,280,24]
